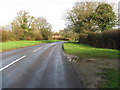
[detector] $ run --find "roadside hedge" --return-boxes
[79,29,119,49]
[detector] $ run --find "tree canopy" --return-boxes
[11,11,52,40]
[65,2,116,34]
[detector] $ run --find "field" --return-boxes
[0,40,62,52]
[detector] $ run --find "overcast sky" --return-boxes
[0,0,119,32]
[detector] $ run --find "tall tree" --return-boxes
[65,2,99,34]
[11,11,52,40]
[32,17,52,40]
[65,2,116,34]
[94,3,116,31]
[11,11,34,40]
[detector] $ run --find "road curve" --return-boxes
[1,42,81,88]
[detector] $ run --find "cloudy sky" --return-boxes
[0,0,119,32]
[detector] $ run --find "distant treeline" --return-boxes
[79,29,119,49]
[0,11,52,42]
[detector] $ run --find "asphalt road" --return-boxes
[1,42,81,88]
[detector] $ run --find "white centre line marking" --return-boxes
[0,55,26,71]
[33,47,42,52]
[51,43,54,45]
[49,45,58,57]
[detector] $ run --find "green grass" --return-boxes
[97,68,119,88]
[0,40,62,52]
[64,42,119,59]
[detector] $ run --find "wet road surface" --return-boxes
[1,42,81,88]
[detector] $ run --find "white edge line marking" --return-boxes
[0,55,26,71]
[33,47,42,52]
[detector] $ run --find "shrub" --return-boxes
[1,30,10,42]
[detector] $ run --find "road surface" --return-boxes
[1,42,81,88]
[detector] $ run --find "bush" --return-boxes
[1,30,10,42]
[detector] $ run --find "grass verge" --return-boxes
[64,42,119,59]
[97,68,119,88]
[64,42,119,88]
[0,40,62,52]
